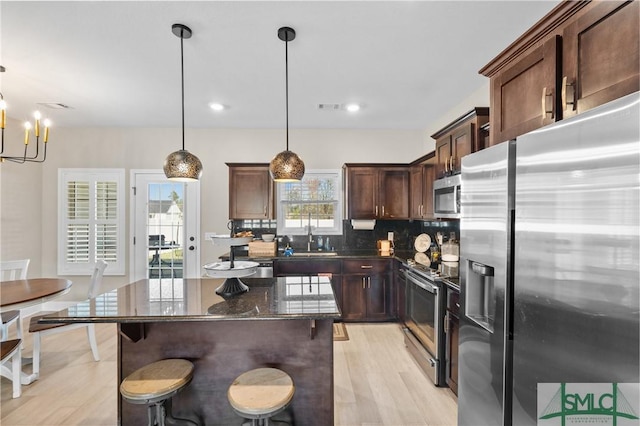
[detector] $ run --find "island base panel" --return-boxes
[118,319,334,426]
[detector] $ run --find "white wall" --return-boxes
[0,118,43,278]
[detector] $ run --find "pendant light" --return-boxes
[269,26,305,182]
[163,23,203,182]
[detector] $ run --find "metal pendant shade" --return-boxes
[270,26,305,182]
[164,23,203,181]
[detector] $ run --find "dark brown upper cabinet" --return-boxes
[480,0,639,146]
[227,163,275,220]
[562,0,639,119]
[343,164,410,220]
[409,152,436,220]
[431,108,489,179]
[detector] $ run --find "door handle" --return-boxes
[541,86,554,119]
[561,76,575,112]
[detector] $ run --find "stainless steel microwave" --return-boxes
[433,174,461,218]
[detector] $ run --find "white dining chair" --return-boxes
[28,260,107,378]
[1,259,30,343]
[1,339,23,398]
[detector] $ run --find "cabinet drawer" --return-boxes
[342,259,390,275]
[447,287,460,315]
[275,259,342,276]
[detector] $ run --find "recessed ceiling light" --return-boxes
[345,103,360,112]
[209,103,225,111]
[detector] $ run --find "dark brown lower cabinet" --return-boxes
[341,259,393,321]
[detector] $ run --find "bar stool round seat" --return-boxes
[228,367,295,425]
[120,358,198,426]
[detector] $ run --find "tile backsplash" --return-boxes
[232,219,459,253]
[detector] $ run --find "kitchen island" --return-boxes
[40,276,340,426]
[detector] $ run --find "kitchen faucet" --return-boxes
[307,212,314,251]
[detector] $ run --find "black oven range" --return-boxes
[400,260,447,387]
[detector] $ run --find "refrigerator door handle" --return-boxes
[471,261,494,277]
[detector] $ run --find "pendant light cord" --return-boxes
[180,28,186,151]
[285,36,289,151]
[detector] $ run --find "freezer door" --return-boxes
[459,140,515,426]
[512,92,640,425]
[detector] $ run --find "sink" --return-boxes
[290,251,338,257]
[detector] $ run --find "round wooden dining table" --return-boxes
[1,278,72,313]
[0,278,72,386]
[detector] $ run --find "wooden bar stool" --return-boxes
[120,358,198,426]
[228,367,295,426]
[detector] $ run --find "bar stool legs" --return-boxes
[120,359,199,426]
[228,368,295,426]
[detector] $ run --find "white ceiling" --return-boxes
[0,1,558,130]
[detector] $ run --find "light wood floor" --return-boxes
[1,321,457,425]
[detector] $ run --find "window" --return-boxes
[276,169,343,235]
[58,169,125,275]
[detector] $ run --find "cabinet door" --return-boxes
[409,166,424,219]
[378,168,409,219]
[562,0,639,119]
[366,273,392,320]
[229,166,273,219]
[422,165,435,219]
[450,123,473,173]
[435,136,452,179]
[341,275,366,321]
[346,167,378,219]
[490,36,560,146]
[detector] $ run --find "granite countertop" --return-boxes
[39,276,341,324]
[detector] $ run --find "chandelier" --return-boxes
[0,66,52,163]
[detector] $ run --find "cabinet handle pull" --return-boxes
[561,76,575,112]
[444,157,449,173]
[361,265,373,269]
[375,205,378,217]
[444,312,449,334]
[382,205,385,217]
[368,277,371,289]
[449,156,454,171]
[541,86,554,119]
[264,205,267,217]
[362,277,366,289]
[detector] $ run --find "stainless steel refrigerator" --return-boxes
[458,92,640,426]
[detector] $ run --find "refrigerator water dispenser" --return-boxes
[465,261,495,333]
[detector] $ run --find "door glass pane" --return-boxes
[147,182,184,279]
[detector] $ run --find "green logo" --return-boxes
[539,383,639,425]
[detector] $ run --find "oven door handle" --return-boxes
[406,271,438,294]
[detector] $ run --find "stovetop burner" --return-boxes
[405,259,444,280]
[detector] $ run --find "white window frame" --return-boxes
[276,169,343,236]
[58,168,125,275]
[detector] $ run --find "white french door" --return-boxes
[130,170,200,282]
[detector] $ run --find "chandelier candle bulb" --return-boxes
[34,111,41,137]
[0,100,5,129]
[43,119,50,143]
[24,122,31,145]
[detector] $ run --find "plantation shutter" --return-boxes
[58,169,125,275]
